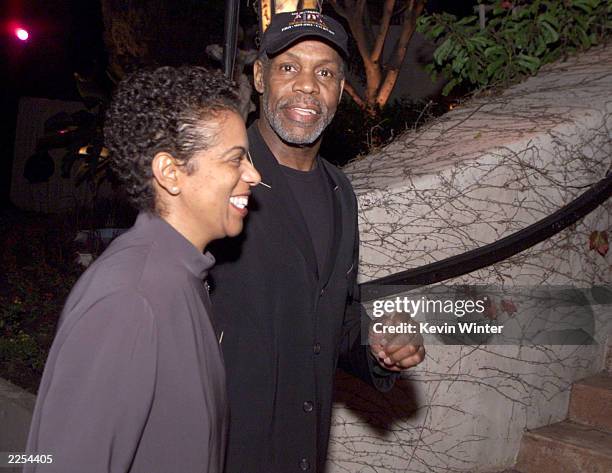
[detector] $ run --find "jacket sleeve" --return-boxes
[337,209,398,392]
[25,291,158,473]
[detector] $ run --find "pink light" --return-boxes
[15,28,29,41]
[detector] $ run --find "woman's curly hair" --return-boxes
[104,66,241,212]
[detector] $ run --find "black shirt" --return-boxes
[281,161,333,276]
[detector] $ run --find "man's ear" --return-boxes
[151,152,182,196]
[338,78,345,104]
[253,59,265,94]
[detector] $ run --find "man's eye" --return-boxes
[281,64,296,73]
[318,69,333,78]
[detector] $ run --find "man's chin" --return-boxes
[265,106,329,146]
[275,127,323,146]
[283,136,319,146]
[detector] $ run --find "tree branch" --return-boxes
[328,0,349,20]
[342,80,367,110]
[361,0,376,54]
[357,0,368,15]
[376,0,426,107]
[371,0,396,64]
[329,0,381,104]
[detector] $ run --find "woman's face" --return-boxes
[178,111,260,246]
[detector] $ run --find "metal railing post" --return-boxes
[223,0,241,78]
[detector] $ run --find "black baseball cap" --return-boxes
[260,10,349,59]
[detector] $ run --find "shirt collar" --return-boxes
[134,212,215,280]
[248,122,341,189]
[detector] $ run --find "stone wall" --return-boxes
[328,45,611,472]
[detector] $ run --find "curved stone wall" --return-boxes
[329,45,612,472]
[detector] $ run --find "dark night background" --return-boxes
[0,0,474,209]
[2,1,105,208]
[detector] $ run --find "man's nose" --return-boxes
[293,70,319,94]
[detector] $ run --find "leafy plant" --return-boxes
[589,230,609,257]
[418,0,612,95]
[0,211,84,393]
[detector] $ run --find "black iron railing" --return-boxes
[360,171,612,302]
[223,0,240,78]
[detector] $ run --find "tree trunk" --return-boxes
[375,0,426,107]
[328,0,426,115]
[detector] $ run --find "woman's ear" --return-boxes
[152,152,182,196]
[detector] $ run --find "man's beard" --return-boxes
[263,91,335,145]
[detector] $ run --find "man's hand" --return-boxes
[368,312,425,372]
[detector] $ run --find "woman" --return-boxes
[24,66,260,473]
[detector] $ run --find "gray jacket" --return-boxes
[25,213,227,473]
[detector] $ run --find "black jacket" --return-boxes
[209,124,395,473]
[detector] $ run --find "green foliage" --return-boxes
[0,212,84,393]
[418,0,612,95]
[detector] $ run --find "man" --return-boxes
[209,10,425,473]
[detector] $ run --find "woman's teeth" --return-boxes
[230,196,248,209]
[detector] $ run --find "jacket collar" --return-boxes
[133,212,215,280]
[318,163,342,288]
[248,122,343,287]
